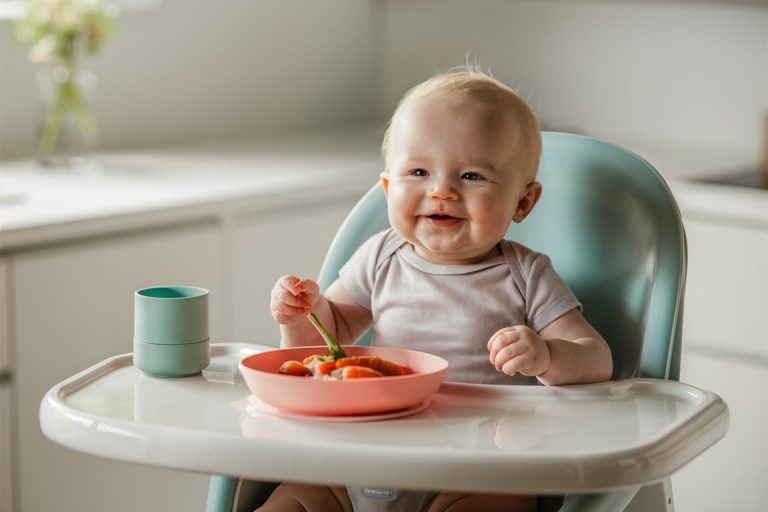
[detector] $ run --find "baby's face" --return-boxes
[382,94,540,265]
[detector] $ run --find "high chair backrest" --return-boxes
[317,132,687,381]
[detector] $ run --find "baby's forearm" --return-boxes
[279,295,337,348]
[537,337,613,386]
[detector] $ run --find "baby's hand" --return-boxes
[270,275,320,325]
[487,325,551,378]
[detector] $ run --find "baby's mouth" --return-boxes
[426,213,461,226]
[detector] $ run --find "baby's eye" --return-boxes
[410,168,428,177]
[461,171,485,181]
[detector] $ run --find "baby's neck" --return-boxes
[411,243,502,265]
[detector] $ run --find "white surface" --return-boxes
[669,179,768,228]
[0,1,379,160]
[0,129,381,252]
[673,348,768,512]
[1,137,373,511]
[0,258,10,512]
[0,259,8,373]
[1,128,767,253]
[0,384,11,512]
[231,200,358,345]
[383,1,767,157]
[40,343,729,495]
[683,219,768,358]
[12,225,222,512]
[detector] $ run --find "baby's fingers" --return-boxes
[278,275,302,296]
[272,301,311,324]
[487,327,520,362]
[502,352,543,377]
[295,279,320,301]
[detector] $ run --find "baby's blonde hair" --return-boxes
[382,65,541,179]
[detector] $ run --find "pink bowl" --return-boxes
[239,345,448,416]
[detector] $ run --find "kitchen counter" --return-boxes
[615,138,768,228]
[0,128,382,253]
[2,129,767,255]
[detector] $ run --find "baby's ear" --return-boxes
[513,182,543,223]
[380,172,390,197]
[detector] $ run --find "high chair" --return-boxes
[207,131,688,511]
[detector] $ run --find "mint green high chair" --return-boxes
[208,132,687,512]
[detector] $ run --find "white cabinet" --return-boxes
[673,349,768,512]
[231,197,358,346]
[10,224,221,512]
[0,258,12,512]
[682,219,768,358]
[673,216,768,511]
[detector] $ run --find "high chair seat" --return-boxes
[208,132,689,511]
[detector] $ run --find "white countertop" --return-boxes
[611,137,768,228]
[1,128,766,254]
[0,129,382,252]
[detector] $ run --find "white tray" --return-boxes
[40,343,728,494]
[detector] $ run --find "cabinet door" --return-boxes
[675,217,768,511]
[12,224,221,512]
[672,348,768,512]
[232,198,358,345]
[682,218,768,358]
[0,258,12,512]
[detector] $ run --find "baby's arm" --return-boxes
[487,309,612,385]
[271,275,372,348]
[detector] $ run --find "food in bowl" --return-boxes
[239,345,448,416]
[279,354,410,379]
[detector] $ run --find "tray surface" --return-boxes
[40,343,729,494]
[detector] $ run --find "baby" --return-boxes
[261,66,613,512]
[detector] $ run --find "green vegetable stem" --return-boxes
[307,312,347,360]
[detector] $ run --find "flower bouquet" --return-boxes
[14,0,116,166]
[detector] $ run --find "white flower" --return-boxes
[28,35,56,63]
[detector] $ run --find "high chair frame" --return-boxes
[208,132,688,512]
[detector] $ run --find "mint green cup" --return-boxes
[133,339,210,378]
[133,286,210,377]
[134,286,208,345]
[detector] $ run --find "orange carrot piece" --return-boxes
[278,360,312,377]
[334,356,405,376]
[315,361,336,375]
[333,365,384,379]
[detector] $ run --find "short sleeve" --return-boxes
[525,253,582,333]
[337,230,390,310]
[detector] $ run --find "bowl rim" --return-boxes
[239,345,448,381]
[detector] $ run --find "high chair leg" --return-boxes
[557,487,639,512]
[624,479,674,512]
[556,479,673,512]
[208,476,239,512]
[207,476,279,512]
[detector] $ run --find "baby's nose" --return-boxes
[427,179,458,200]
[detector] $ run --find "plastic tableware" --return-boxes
[239,345,448,416]
[245,395,432,422]
[133,338,210,378]
[133,285,210,377]
[134,286,209,345]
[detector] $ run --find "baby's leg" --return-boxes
[425,492,536,512]
[255,482,353,512]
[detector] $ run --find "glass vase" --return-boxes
[35,64,101,171]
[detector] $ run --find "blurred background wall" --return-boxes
[1,0,766,162]
[0,0,382,159]
[382,0,767,160]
